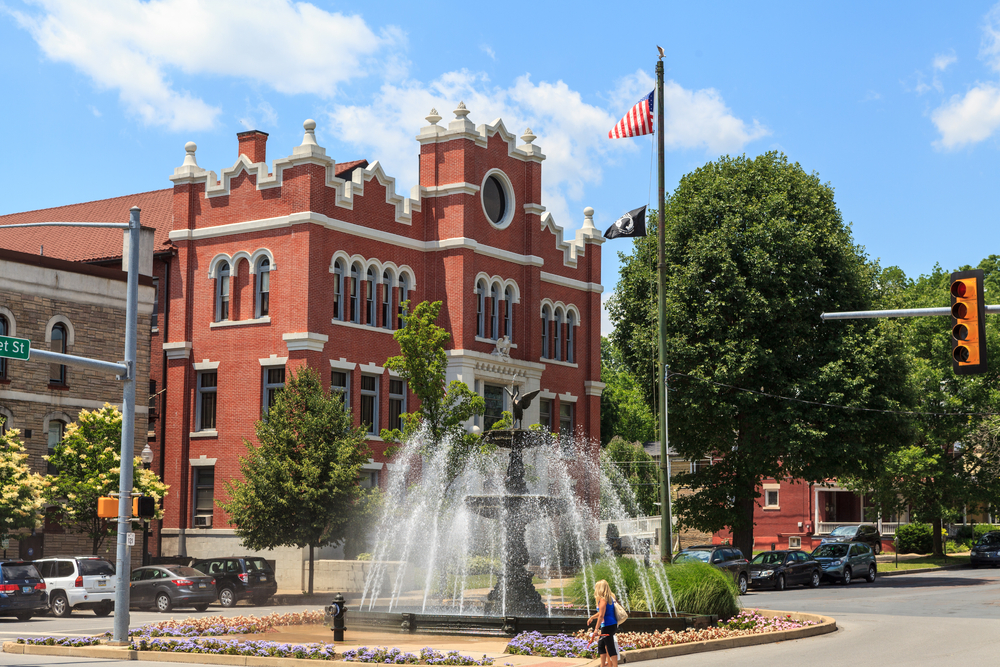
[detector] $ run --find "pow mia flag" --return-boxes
[603,206,647,239]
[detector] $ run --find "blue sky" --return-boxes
[4,1,1000,335]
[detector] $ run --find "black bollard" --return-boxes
[328,592,347,642]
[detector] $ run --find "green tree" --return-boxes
[608,152,915,557]
[602,436,659,516]
[600,337,656,445]
[220,367,370,595]
[45,405,168,553]
[0,423,45,545]
[381,300,485,481]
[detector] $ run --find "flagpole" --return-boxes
[656,51,672,563]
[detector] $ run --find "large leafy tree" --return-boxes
[0,423,45,545]
[600,337,656,445]
[608,152,915,557]
[220,366,370,594]
[602,436,659,516]
[45,405,168,553]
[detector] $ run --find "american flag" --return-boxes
[609,90,655,139]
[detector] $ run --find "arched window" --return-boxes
[0,315,7,380]
[216,261,230,322]
[350,264,361,323]
[567,311,576,363]
[541,306,551,359]
[50,323,67,385]
[503,287,513,341]
[397,274,409,328]
[554,310,563,361]
[255,257,270,318]
[476,280,486,338]
[332,260,344,320]
[382,271,392,329]
[490,285,500,340]
[366,267,376,326]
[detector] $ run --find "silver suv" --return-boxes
[34,557,115,617]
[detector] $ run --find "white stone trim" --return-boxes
[192,359,220,371]
[523,203,546,216]
[445,348,546,374]
[163,341,193,359]
[473,273,521,303]
[41,411,74,431]
[330,319,397,335]
[474,336,517,348]
[209,316,271,329]
[0,260,154,315]
[190,455,218,466]
[230,251,252,273]
[282,332,328,352]
[480,168,515,230]
[0,389,148,414]
[362,459,384,470]
[417,116,546,165]
[358,362,384,375]
[559,392,578,403]
[539,299,582,323]
[44,315,75,345]
[542,358,579,369]
[538,390,557,400]
[0,307,16,337]
[328,358,357,371]
[763,483,781,490]
[584,381,606,397]
[328,252,418,291]
[188,431,218,439]
[259,354,288,367]
[207,253,233,279]
[249,248,276,273]
[540,272,604,294]
[422,183,480,197]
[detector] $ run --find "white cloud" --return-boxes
[238,98,278,130]
[328,69,767,231]
[9,0,403,131]
[933,52,958,72]
[932,83,1000,149]
[481,44,496,61]
[982,4,1000,71]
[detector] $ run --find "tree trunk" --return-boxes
[932,516,944,558]
[730,485,757,560]
[308,544,315,596]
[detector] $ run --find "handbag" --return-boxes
[613,600,628,625]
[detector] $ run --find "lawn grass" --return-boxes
[877,554,969,571]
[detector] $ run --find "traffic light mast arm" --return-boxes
[821,305,1000,320]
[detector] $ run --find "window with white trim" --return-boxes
[539,399,553,431]
[366,267,376,326]
[50,323,67,385]
[397,275,409,328]
[389,379,406,431]
[46,420,65,475]
[193,467,214,524]
[503,287,513,340]
[483,383,505,430]
[554,311,563,361]
[216,262,230,322]
[490,285,499,340]
[151,277,159,329]
[765,489,780,508]
[382,271,392,329]
[690,459,711,473]
[255,257,270,318]
[196,371,218,431]
[350,264,361,323]
[559,402,574,437]
[567,311,576,363]
[332,260,344,320]
[541,306,551,359]
[360,374,378,435]
[262,367,285,414]
[476,280,486,338]
[331,370,350,410]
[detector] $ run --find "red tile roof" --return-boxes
[0,189,174,263]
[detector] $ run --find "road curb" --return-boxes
[878,564,967,577]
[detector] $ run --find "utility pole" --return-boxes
[656,51,672,563]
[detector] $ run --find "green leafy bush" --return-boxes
[973,524,1000,541]
[356,553,373,561]
[895,523,947,554]
[464,556,500,575]
[566,558,739,620]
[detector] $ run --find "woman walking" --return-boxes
[587,580,619,667]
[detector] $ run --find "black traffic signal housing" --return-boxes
[950,269,987,375]
[132,496,157,519]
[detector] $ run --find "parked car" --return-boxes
[190,557,277,607]
[811,542,877,585]
[0,561,48,620]
[819,524,883,554]
[129,565,217,612]
[674,545,750,595]
[749,550,822,590]
[970,531,1000,568]
[34,556,115,617]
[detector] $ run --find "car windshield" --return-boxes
[813,544,849,558]
[167,566,205,578]
[675,550,712,563]
[751,552,785,566]
[2,564,40,580]
[977,533,1000,546]
[79,560,115,576]
[828,526,858,537]
[245,558,272,574]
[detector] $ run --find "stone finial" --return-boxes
[521,128,536,145]
[301,119,318,146]
[582,207,596,231]
[182,142,199,167]
[454,101,470,119]
[426,108,442,125]
[293,119,327,157]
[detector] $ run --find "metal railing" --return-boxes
[817,521,904,536]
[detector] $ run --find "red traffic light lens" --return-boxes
[952,281,967,298]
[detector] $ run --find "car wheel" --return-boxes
[873,542,882,555]
[775,574,786,591]
[866,564,876,583]
[193,604,210,612]
[219,587,237,608]
[841,567,852,585]
[51,592,71,618]
[155,593,173,613]
[737,573,749,595]
[809,570,821,588]
[16,612,32,621]
[93,602,113,617]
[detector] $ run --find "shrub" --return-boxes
[464,556,500,576]
[973,524,1000,541]
[895,523,947,554]
[356,553,373,561]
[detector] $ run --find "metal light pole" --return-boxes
[140,444,154,567]
[656,52,672,563]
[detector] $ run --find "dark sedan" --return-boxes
[819,524,883,554]
[129,566,216,612]
[749,550,822,590]
[0,562,47,620]
[970,531,1000,568]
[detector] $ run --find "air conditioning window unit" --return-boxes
[194,515,212,528]
[788,535,802,549]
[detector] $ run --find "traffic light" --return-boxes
[950,269,987,375]
[132,496,156,519]
[97,497,117,519]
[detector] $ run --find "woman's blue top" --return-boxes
[602,599,617,626]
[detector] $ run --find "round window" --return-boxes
[482,175,507,225]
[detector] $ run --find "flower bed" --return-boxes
[508,610,818,658]
[117,611,325,638]
[341,646,495,665]
[132,637,337,660]
[17,637,102,647]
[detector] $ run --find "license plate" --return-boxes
[198,583,206,589]
[98,580,107,587]
[259,576,267,582]
[21,586,31,594]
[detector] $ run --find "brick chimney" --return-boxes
[237,130,268,163]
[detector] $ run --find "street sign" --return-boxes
[0,335,29,360]
[126,532,135,547]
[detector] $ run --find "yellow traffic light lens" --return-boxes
[954,324,969,341]
[952,281,967,298]
[952,302,968,319]
[954,346,971,363]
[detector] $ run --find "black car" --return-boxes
[674,545,750,595]
[191,557,277,607]
[970,531,1000,568]
[749,550,822,590]
[0,561,48,620]
[819,524,884,554]
[129,565,217,612]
